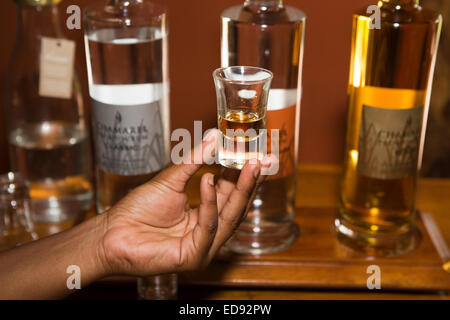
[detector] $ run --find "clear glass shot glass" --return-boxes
[137,274,177,300]
[213,66,273,170]
[0,172,37,251]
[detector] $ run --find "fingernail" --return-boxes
[253,165,261,179]
[208,174,215,186]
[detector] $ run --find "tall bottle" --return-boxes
[84,0,171,213]
[221,0,306,254]
[336,0,442,256]
[84,0,173,300]
[4,0,93,236]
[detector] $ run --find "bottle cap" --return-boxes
[14,0,62,6]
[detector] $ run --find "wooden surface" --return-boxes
[94,165,450,299]
[186,164,450,248]
[180,208,450,291]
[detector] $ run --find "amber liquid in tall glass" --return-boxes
[337,0,442,256]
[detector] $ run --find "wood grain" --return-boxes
[179,207,450,291]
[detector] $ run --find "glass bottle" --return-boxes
[336,0,442,256]
[4,0,93,236]
[221,0,306,254]
[84,0,172,300]
[84,0,170,214]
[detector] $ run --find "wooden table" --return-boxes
[71,165,450,300]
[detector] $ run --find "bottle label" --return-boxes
[39,37,75,99]
[357,104,424,180]
[266,89,298,179]
[92,100,166,176]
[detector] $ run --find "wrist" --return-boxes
[68,212,114,282]
[90,213,114,278]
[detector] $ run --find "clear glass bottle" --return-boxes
[221,0,306,254]
[3,0,93,236]
[336,0,442,256]
[84,0,172,300]
[84,0,170,214]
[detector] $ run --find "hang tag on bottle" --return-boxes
[39,37,75,99]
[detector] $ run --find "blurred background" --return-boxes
[0,0,448,175]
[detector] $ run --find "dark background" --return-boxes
[0,0,448,175]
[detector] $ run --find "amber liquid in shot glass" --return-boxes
[218,109,266,169]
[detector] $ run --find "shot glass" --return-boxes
[137,274,177,300]
[0,172,37,251]
[213,66,273,170]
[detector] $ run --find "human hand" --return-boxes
[98,130,268,276]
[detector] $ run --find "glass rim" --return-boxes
[0,172,27,186]
[0,172,29,196]
[84,1,168,25]
[213,66,273,84]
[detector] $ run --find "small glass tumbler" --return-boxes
[137,274,177,300]
[213,66,273,170]
[0,172,37,251]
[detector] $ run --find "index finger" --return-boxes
[206,161,261,261]
[214,154,275,212]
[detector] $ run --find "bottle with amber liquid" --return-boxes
[4,0,93,236]
[221,0,306,254]
[336,0,442,256]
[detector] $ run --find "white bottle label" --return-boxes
[92,99,166,176]
[267,88,298,111]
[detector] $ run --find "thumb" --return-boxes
[153,129,219,192]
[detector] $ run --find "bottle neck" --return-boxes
[240,0,288,23]
[107,0,141,7]
[244,0,283,7]
[16,4,63,41]
[380,0,419,5]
